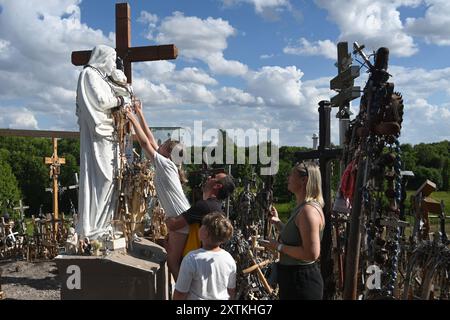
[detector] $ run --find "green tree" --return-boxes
[414,143,443,169]
[3,137,52,215]
[442,157,449,191]
[0,150,21,215]
[274,159,292,203]
[410,166,443,190]
[279,146,309,164]
[400,143,417,172]
[0,136,82,216]
[59,138,80,166]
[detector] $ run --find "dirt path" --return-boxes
[0,259,60,300]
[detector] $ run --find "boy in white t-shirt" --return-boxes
[174,212,236,300]
[125,102,189,280]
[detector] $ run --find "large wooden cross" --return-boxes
[71,2,178,83]
[44,138,65,226]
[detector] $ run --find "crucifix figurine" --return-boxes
[71,3,178,83]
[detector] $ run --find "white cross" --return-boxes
[13,200,29,220]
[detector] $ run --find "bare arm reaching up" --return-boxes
[133,100,159,150]
[125,107,157,160]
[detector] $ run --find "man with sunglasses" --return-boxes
[165,172,235,256]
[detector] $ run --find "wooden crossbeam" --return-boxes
[71,3,178,83]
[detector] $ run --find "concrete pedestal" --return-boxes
[55,238,168,300]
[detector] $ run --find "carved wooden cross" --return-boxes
[44,138,65,225]
[71,2,178,83]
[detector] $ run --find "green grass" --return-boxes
[402,215,450,238]
[404,190,450,236]
[405,190,450,212]
[274,202,295,222]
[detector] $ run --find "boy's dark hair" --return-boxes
[217,174,235,200]
[202,212,233,245]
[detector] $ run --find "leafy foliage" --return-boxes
[401,140,449,190]
[0,135,448,218]
[0,151,21,215]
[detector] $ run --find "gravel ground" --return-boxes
[0,259,60,300]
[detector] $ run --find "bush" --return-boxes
[409,166,443,190]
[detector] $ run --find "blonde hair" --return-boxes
[163,139,188,185]
[295,161,324,208]
[202,212,234,245]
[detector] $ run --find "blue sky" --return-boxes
[0,0,450,147]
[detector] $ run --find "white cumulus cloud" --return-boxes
[148,11,248,76]
[246,66,305,107]
[0,107,39,129]
[0,0,114,130]
[405,0,450,46]
[221,0,294,20]
[314,0,418,57]
[284,38,337,60]
[216,87,264,106]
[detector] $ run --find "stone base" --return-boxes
[55,238,168,300]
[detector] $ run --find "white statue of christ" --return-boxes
[75,45,131,239]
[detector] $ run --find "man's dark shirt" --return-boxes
[182,198,223,225]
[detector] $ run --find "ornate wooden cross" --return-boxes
[44,138,65,225]
[71,2,178,83]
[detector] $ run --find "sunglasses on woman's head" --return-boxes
[295,162,309,177]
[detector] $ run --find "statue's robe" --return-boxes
[75,45,122,239]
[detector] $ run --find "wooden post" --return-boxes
[342,156,366,299]
[248,250,273,294]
